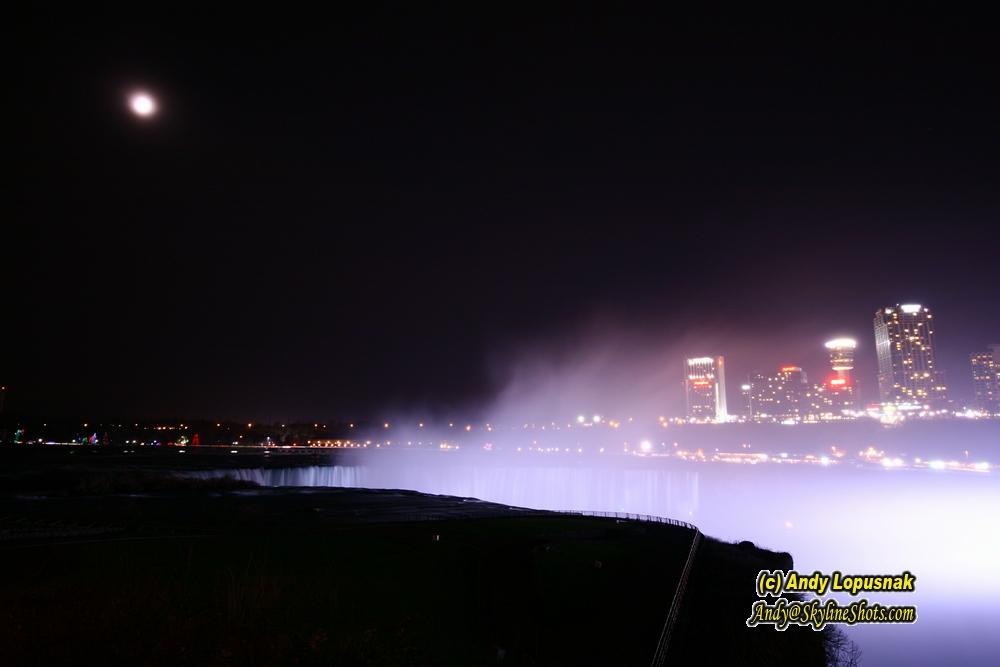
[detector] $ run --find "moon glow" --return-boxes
[129,92,157,117]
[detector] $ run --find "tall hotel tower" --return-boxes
[970,345,1000,413]
[873,304,948,408]
[685,356,728,422]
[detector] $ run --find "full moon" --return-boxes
[128,92,157,117]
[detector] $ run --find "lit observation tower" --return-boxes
[823,337,858,409]
[824,337,857,381]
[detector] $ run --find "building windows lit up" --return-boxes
[823,338,858,413]
[744,338,860,423]
[684,356,728,422]
[873,304,948,409]
[970,345,1000,414]
[745,366,808,422]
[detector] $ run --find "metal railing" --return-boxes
[650,527,702,666]
[321,508,698,529]
[553,509,696,530]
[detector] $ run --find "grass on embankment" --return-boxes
[1,508,691,666]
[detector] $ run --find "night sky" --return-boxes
[8,7,999,420]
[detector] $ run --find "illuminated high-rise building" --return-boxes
[777,366,808,419]
[970,345,1000,413]
[745,373,769,421]
[684,356,728,422]
[740,382,753,419]
[873,304,948,408]
[823,338,858,413]
[746,366,808,422]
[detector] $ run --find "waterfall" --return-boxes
[194,464,700,518]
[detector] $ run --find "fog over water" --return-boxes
[208,328,999,664]
[206,442,1000,666]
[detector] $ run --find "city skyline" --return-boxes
[9,299,997,425]
[689,303,1000,422]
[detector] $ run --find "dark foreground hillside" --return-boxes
[0,462,840,665]
[670,537,859,666]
